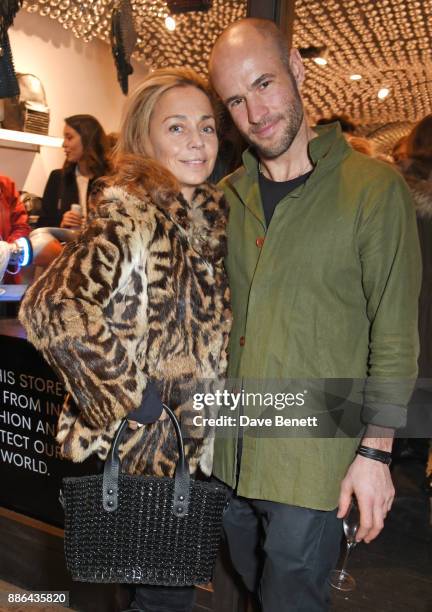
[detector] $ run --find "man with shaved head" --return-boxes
[209,18,421,611]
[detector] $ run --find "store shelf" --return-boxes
[0,128,63,152]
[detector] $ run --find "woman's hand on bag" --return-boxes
[128,419,143,430]
[128,407,168,430]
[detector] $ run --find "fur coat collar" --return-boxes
[94,154,228,263]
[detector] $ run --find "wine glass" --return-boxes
[329,499,360,591]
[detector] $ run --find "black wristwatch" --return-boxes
[356,445,392,465]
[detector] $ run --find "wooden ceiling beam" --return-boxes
[247,0,296,48]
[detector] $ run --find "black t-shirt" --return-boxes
[259,168,313,227]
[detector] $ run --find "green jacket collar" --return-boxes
[228,122,351,202]
[242,122,349,174]
[224,122,350,221]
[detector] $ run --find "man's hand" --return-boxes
[338,455,394,543]
[338,425,395,543]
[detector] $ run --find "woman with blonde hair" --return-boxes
[20,68,231,612]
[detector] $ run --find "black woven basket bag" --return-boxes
[61,406,229,585]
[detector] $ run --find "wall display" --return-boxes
[0,32,20,99]
[0,333,99,526]
[3,73,50,134]
[0,0,24,99]
[110,0,137,94]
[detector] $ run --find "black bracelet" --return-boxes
[356,445,392,465]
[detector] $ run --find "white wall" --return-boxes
[0,9,149,195]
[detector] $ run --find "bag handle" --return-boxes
[102,404,191,517]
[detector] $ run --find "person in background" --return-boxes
[400,114,432,391]
[0,174,30,283]
[392,134,409,165]
[30,114,111,268]
[397,114,432,515]
[37,114,110,229]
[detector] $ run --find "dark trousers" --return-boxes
[223,494,342,612]
[130,585,195,612]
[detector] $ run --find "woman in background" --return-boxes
[37,114,110,229]
[31,114,110,267]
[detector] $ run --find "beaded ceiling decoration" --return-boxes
[21,0,432,130]
[22,0,247,75]
[293,0,432,129]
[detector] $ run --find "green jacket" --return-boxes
[213,124,421,510]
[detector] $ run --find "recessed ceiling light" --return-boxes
[350,74,362,80]
[313,56,328,66]
[378,87,390,99]
[165,15,176,31]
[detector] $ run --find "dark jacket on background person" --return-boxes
[401,162,432,379]
[37,165,97,228]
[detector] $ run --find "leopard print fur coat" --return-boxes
[19,157,231,477]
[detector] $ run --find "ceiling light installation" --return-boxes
[22,0,246,75]
[313,55,328,66]
[165,16,176,31]
[294,0,432,127]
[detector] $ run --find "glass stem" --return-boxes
[340,541,356,574]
